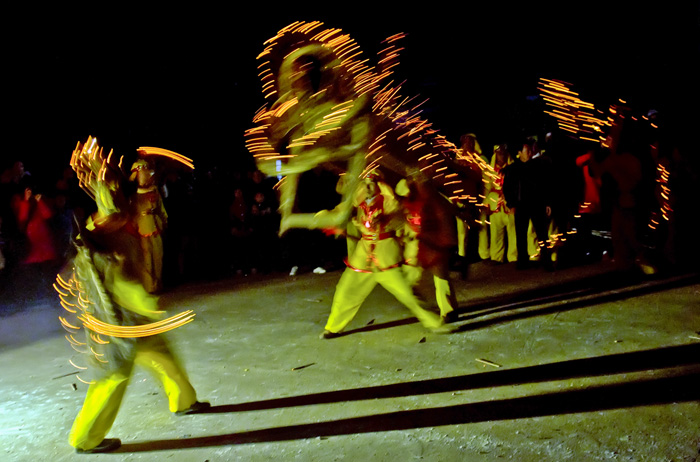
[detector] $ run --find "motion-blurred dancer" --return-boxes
[128,158,167,293]
[59,139,208,454]
[396,176,459,322]
[320,171,447,338]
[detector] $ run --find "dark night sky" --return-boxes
[5,3,698,181]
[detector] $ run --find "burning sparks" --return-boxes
[79,311,196,338]
[136,147,195,170]
[56,268,196,376]
[538,78,609,143]
[61,137,198,378]
[246,21,485,219]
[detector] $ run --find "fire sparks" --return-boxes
[246,20,486,226]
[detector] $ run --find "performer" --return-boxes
[452,133,489,276]
[320,170,448,339]
[60,138,208,454]
[128,158,167,293]
[396,176,458,322]
[484,144,517,264]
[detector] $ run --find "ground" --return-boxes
[1,260,699,461]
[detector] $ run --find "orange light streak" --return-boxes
[137,147,194,170]
[79,310,195,338]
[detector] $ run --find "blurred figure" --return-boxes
[484,144,517,264]
[161,170,196,286]
[320,171,447,339]
[249,190,280,274]
[639,114,676,271]
[228,186,253,275]
[11,179,58,265]
[52,165,88,264]
[397,176,459,322]
[574,148,606,261]
[592,110,650,273]
[452,133,489,277]
[1,161,31,272]
[128,159,167,293]
[503,137,554,270]
[6,178,60,303]
[64,138,209,454]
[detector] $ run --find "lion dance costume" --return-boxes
[245,21,494,335]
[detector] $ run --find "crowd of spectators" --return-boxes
[0,157,348,308]
[471,109,698,277]
[1,110,697,310]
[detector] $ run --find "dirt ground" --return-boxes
[1,260,699,461]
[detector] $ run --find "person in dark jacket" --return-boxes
[502,138,553,270]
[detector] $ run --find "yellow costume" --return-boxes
[62,141,205,453]
[69,336,197,450]
[484,146,517,263]
[128,160,167,293]
[323,176,444,335]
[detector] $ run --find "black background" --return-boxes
[5,3,698,180]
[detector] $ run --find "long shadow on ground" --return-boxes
[339,271,700,337]
[119,343,700,452]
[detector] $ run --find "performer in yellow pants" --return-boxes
[397,178,458,321]
[325,265,444,333]
[452,133,489,275]
[69,336,198,451]
[59,139,208,454]
[484,144,517,263]
[321,171,445,337]
[128,158,167,294]
[402,239,457,320]
[65,254,209,453]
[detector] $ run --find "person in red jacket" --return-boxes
[12,181,58,264]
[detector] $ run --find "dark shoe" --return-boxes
[176,401,211,415]
[443,311,459,324]
[76,438,121,454]
[320,329,339,339]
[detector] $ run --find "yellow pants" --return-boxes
[490,211,517,262]
[456,214,489,259]
[433,275,456,317]
[325,267,444,333]
[456,218,468,257]
[403,265,456,318]
[528,219,558,262]
[69,336,197,451]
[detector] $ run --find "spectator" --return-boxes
[503,137,554,270]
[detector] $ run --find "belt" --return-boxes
[344,258,402,273]
[361,232,394,241]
